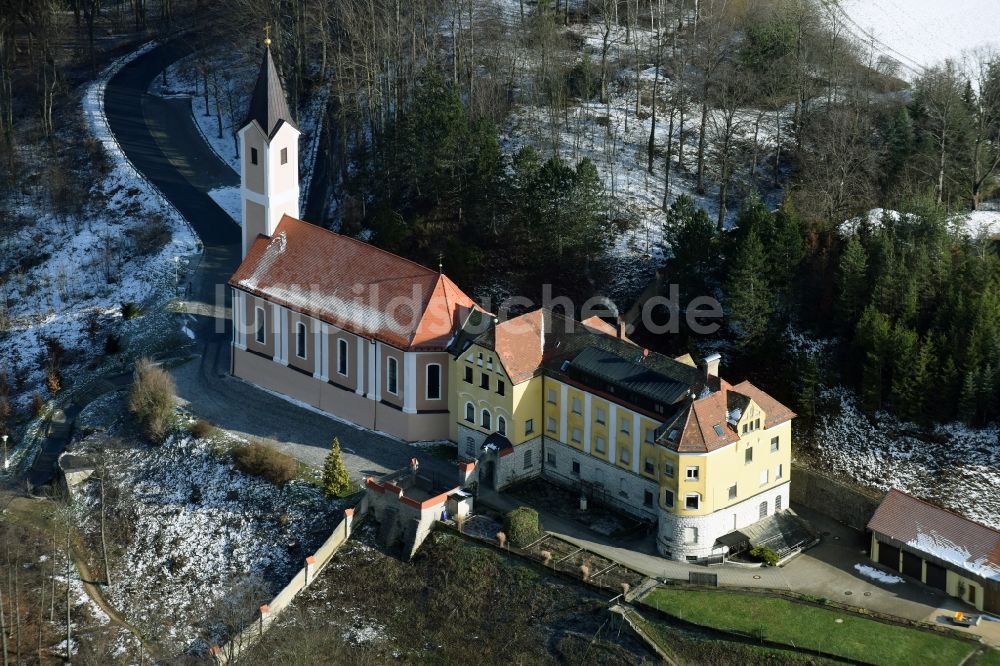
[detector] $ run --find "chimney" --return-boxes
[703,352,721,380]
[617,315,627,340]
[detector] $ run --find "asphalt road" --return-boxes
[105,39,456,486]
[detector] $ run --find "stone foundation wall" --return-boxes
[656,482,790,560]
[541,437,659,522]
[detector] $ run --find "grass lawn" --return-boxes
[640,587,975,666]
[977,648,1000,666]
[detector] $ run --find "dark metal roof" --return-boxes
[244,48,296,138]
[568,346,692,405]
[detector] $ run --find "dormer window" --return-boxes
[251,147,258,165]
[713,424,724,437]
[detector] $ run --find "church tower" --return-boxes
[239,38,300,258]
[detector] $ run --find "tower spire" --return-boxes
[264,22,272,48]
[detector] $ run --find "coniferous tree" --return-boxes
[958,371,978,425]
[725,228,772,352]
[890,325,920,421]
[661,195,718,303]
[322,437,352,498]
[835,235,869,328]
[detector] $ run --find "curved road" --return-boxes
[104,41,454,484]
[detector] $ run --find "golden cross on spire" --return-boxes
[264,23,272,48]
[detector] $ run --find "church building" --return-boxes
[228,45,477,442]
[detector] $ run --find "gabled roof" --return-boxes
[243,48,296,139]
[868,489,1000,582]
[660,381,794,453]
[494,309,546,384]
[230,216,475,351]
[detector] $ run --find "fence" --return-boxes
[209,494,369,664]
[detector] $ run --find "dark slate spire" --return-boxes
[244,47,296,138]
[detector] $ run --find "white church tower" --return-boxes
[238,37,300,258]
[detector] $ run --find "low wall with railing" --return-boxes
[209,493,369,664]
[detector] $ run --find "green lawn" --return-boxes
[977,648,1000,666]
[640,587,975,666]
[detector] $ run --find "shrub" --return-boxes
[749,545,780,566]
[121,302,141,320]
[503,507,541,548]
[189,419,214,439]
[104,333,122,355]
[128,358,176,443]
[45,366,62,395]
[127,215,171,256]
[321,437,352,497]
[31,392,45,417]
[232,441,297,487]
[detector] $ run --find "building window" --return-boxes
[464,366,473,383]
[487,356,493,370]
[596,407,605,424]
[337,339,348,375]
[595,436,606,453]
[465,437,476,458]
[477,352,483,366]
[663,489,675,508]
[644,458,655,474]
[685,494,700,510]
[644,428,654,444]
[547,388,556,404]
[387,357,399,394]
[755,418,761,430]
[620,417,630,434]
[775,494,783,511]
[497,416,507,436]
[250,147,258,165]
[663,461,675,478]
[546,451,556,466]
[571,427,582,443]
[295,322,307,359]
[745,447,753,464]
[571,461,580,476]
[497,380,505,396]
[760,468,769,486]
[524,449,532,469]
[728,484,738,500]
[775,464,783,480]
[524,419,534,435]
[620,448,630,464]
[684,526,698,543]
[481,409,491,430]
[480,373,489,390]
[771,436,779,453]
[644,490,653,507]
[465,402,474,423]
[686,466,699,481]
[280,147,288,164]
[254,306,265,344]
[572,397,582,414]
[426,363,442,400]
[759,501,768,519]
[547,417,557,432]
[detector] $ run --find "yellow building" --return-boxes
[448,308,796,561]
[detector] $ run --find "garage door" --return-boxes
[926,562,947,590]
[877,541,900,570]
[902,551,923,579]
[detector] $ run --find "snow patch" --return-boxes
[854,563,904,584]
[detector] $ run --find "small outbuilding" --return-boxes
[867,489,1000,613]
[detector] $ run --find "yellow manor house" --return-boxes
[228,45,795,562]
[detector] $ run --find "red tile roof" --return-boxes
[494,310,546,384]
[230,216,476,351]
[666,381,794,453]
[868,489,1000,582]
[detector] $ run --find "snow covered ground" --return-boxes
[502,13,785,302]
[854,563,904,585]
[814,387,1000,530]
[0,41,198,412]
[838,208,1000,239]
[834,0,1000,77]
[74,425,344,653]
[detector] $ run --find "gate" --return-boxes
[877,541,900,570]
